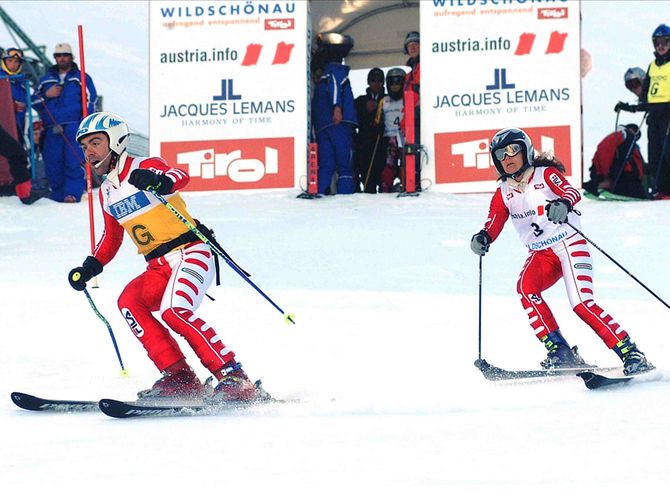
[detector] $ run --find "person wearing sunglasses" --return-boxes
[0,48,50,204]
[31,42,98,203]
[615,24,670,199]
[470,127,651,375]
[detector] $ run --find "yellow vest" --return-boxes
[647,61,670,103]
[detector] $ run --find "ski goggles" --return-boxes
[2,48,23,61]
[653,37,670,48]
[493,143,522,161]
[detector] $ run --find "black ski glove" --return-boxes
[470,230,491,256]
[614,101,638,113]
[68,256,103,291]
[545,198,572,224]
[128,169,175,195]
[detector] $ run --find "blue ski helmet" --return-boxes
[490,128,535,179]
[652,24,670,43]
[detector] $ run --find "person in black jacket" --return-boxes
[354,67,385,193]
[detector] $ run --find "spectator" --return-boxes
[354,67,385,193]
[624,66,646,100]
[583,124,647,199]
[379,67,406,193]
[615,25,670,199]
[32,42,97,203]
[311,33,357,195]
[470,127,650,376]
[402,31,421,191]
[0,47,50,204]
[69,112,269,402]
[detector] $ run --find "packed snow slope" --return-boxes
[1,190,669,500]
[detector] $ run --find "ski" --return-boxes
[474,359,621,382]
[98,397,283,419]
[577,366,657,390]
[11,392,99,412]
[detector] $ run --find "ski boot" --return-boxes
[613,336,651,375]
[210,362,271,403]
[137,362,204,399]
[540,330,588,369]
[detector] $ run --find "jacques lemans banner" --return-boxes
[422,0,581,192]
[149,1,308,191]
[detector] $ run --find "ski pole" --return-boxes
[363,133,381,192]
[152,191,296,325]
[478,254,483,361]
[81,287,128,375]
[610,112,647,193]
[566,222,670,310]
[651,119,670,197]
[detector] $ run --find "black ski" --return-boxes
[474,359,620,382]
[577,366,657,390]
[98,397,283,418]
[11,392,99,412]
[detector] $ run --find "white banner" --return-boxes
[149,0,307,191]
[422,0,581,192]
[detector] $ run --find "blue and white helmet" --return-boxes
[624,67,646,84]
[76,112,129,156]
[490,127,535,178]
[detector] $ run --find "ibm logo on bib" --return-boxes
[110,192,151,220]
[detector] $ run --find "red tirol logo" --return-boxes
[264,18,295,30]
[433,126,572,184]
[538,8,568,20]
[161,137,294,191]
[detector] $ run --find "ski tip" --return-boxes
[11,392,38,410]
[474,359,488,371]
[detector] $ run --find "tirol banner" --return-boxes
[149,0,307,191]
[422,0,581,193]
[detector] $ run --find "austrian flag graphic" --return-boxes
[515,31,568,55]
[241,42,294,65]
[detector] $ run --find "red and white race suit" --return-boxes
[92,153,235,373]
[482,165,628,348]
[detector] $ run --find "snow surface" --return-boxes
[2,1,670,499]
[1,190,669,499]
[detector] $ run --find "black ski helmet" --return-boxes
[315,32,354,63]
[367,67,384,84]
[385,67,406,99]
[490,128,535,179]
[403,31,420,54]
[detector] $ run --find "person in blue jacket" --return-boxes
[32,42,97,203]
[0,48,50,204]
[311,33,357,195]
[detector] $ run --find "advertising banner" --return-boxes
[149,1,307,191]
[422,0,581,192]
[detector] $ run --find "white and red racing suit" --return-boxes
[92,153,235,373]
[482,165,629,349]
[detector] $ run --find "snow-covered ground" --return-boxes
[1,190,669,499]
[2,1,670,499]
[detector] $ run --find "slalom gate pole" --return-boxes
[478,255,483,361]
[82,288,128,375]
[78,25,98,287]
[25,80,37,181]
[152,191,296,324]
[566,222,670,310]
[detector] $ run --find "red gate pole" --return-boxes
[403,89,416,194]
[78,25,97,286]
